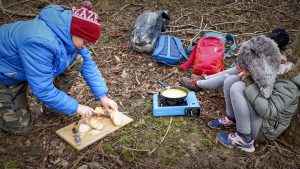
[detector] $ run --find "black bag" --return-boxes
[129,10,170,53]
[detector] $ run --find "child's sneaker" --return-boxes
[191,74,207,80]
[216,132,255,153]
[207,116,235,129]
[180,77,202,91]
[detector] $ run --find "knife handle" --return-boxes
[74,133,81,145]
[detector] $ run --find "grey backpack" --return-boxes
[129,10,170,53]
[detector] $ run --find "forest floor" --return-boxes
[0,0,300,169]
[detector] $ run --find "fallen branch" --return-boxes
[160,71,175,81]
[235,31,269,37]
[70,150,90,169]
[120,146,149,152]
[254,2,300,22]
[168,24,198,29]
[148,117,173,155]
[4,0,31,8]
[0,7,37,17]
[211,21,249,27]
[110,3,142,19]
[173,12,192,24]
[87,44,98,57]
[189,15,205,46]
[163,29,222,34]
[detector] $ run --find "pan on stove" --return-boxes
[157,80,189,102]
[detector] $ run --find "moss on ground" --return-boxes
[0,161,21,169]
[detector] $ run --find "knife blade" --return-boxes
[91,111,110,118]
[72,122,81,146]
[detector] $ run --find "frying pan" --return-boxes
[157,80,189,102]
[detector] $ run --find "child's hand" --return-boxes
[238,70,250,79]
[76,104,94,118]
[100,96,118,112]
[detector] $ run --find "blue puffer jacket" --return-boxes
[0,5,108,115]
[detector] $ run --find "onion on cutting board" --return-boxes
[86,117,104,130]
[109,110,122,127]
[78,124,91,133]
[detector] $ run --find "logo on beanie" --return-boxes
[72,7,100,25]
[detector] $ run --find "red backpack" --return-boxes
[180,32,236,75]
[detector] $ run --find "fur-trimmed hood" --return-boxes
[237,35,281,98]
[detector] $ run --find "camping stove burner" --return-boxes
[159,96,188,107]
[153,91,202,117]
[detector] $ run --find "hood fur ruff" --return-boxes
[238,35,281,98]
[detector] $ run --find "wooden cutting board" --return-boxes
[56,113,133,151]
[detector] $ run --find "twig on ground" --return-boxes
[173,12,192,24]
[120,146,149,152]
[111,3,132,18]
[235,31,269,36]
[275,139,300,155]
[88,44,98,57]
[0,8,37,17]
[267,145,300,156]
[70,150,90,169]
[148,117,173,155]
[254,2,300,22]
[163,29,223,34]
[135,72,141,85]
[254,147,272,168]
[189,15,205,46]
[110,3,142,19]
[160,71,175,81]
[0,0,12,18]
[211,21,249,27]
[4,0,31,8]
[168,24,198,29]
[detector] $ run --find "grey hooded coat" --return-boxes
[240,35,300,141]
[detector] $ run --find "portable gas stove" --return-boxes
[153,91,201,117]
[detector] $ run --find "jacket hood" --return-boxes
[238,35,281,98]
[37,5,76,53]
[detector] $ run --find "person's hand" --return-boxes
[235,63,243,73]
[238,69,250,79]
[100,96,118,112]
[76,104,94,118]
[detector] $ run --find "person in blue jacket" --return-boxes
[0,1,118,134]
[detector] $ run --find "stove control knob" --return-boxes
[185,108,200,116]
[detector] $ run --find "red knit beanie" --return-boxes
[71,1,101,43]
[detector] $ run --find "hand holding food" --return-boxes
[76,104,94,118]
[100,96,119,112]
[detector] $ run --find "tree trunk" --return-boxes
[281,104,300,148]
[281,27,300,148]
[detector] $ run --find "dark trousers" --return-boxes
[0,55,83,134]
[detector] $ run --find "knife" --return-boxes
[72,121,81,146]
[91,111,110,118]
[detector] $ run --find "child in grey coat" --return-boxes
[208,35,300,153]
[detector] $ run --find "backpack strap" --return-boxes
[224,34,237,58]
[173,36,189,60]
[152,35,167,56]
[167,35,171,57]
[179,44,197,70]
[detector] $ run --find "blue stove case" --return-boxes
[153,91,202,117]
